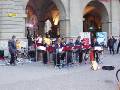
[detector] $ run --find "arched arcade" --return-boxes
[25,0,66,38]
[83,0,109,36]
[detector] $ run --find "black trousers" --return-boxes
[61,52,66,60]
[52,53,56,66]
[10,53,16,65]
[94,51,99,63]
[79,50,83,63]
[109,46,114,54]
[67,51,72,64]
[117,44,120,54]
[54,52,66,67]
[75,49,80,60]
[43,51,48,64]
[57,53,61,66]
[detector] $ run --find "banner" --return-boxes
[96,32,107,46]
[79,32,91,45]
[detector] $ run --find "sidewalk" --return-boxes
[0,50,119,90]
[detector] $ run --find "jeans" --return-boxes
[10,53,16,65]
[109,46,114,54]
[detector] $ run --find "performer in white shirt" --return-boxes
[36,35,42,46]
[44,19,52,33]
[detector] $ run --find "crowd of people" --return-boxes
[7,34,120,69]
[107,36,120,55]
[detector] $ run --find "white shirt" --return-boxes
[44,19,52,33]
[36,37,42,43]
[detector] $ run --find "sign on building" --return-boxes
[79,32,91,45]
[96,32,107,46]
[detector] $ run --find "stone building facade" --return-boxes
[0,0,120,40]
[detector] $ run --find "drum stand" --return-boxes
[35,48,37,62]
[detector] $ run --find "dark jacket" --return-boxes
[91,41,100,47]
[67,42,74,47]
[107,38,116,47]
[75,40,82,45]
[8,39,16,54]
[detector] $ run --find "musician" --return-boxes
[35,35,43,61]
[43,35,52,64]
[92,38,100,63]
[51,40,57,66]
[43,35,51,46]
[55,37,64,67]
[75,36,81,45]
[42,36,48,64]
[61,37,66,62]
[36,34,42,46]
[61,37,66,45]
[92,38,99,47]
[75,36,82,63]
[66,38,74,65]
[47,42,55,64]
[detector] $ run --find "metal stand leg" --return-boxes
[35,48,37,62]
[66,51,68,67]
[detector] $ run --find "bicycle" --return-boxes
[116,69,120,90]
[16,47,30,65]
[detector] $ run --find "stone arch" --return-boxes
[24,0,66,37]
[83,0,109,36]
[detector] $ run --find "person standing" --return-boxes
[107,36,116,54]
[112,36,117,53]
[35,35,43,61]
[75,36,82,63]
[66,39,74,65]
[117,36,120,54]
[92,38,100,63]
[27,28,32,47]
[8,35,17,65]
[42,39,48,64]
[55,37,64,67]
[44,19,52,34]
[114,37,118,53]
[36,35,42,46]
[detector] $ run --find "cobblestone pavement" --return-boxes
[0,51,120,90]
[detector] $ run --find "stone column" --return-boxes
[119,0,120,36]
[111,0,120,37]
[59,19,70,38]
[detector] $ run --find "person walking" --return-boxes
[8,35,17,65]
